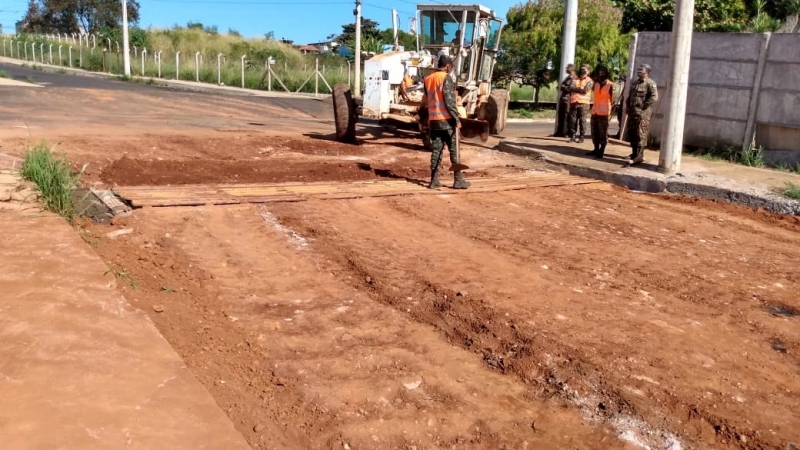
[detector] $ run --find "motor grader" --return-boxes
[332,3,509,148]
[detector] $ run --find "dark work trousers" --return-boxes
[569,103,590,138]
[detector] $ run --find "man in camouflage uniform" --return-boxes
[626,64,658,165]
[423,55,470,190]
[568,64,594,143]
[554,64,575,138]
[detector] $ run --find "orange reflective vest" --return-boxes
[424,70,453,122]
[570,77,592,104]
[591,82,613,116]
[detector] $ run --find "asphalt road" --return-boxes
[0,61,554,137]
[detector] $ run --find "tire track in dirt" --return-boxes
[267,187,800,450]
[85,206,632,450]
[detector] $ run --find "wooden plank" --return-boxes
[115,173,601,208]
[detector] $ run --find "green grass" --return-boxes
[508,108,557,120]
[509,82,559,103]
[21,142,85,223]
[0,70,9,78]
[25,76,36,84]
[782,182,800,200]
[692,145,765,168]
[104,265,138,290]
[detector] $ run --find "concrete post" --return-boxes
[554,0,578,135]
[31,43,35,62]
[241,55,247,88]
[40,43,44,63]
[69,46,73,67]
[58,45,62,65]
[354,0,362,98]
[658,0,696,174]
[195,51,200,82]
[157,51,162,78]
[217,53,222,85]
[175,51,180,79]
[315,58,319,97]
[49,44,53,64]
[122,0,131,77]
[742,33,772,151]
[142,49,147,76]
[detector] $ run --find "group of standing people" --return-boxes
[556,62,658,165]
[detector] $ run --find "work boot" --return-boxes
[630,147,645,165]
[578,135,585,144]
[586,145,600,156]
[567,134,574,143]
[427,169,442,189]
[595,143,606,159]
[453,171,471,189]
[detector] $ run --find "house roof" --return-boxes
[297,45,320,52]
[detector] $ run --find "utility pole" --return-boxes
[354,0,362,98]
[122,0,131,77]
[658,0,695,174]
[554,0,578,135]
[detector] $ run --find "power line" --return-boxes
[145,0,349,3]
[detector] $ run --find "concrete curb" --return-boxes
[506,118,556,124]
[0,56,331,100]
[498,140,800,215]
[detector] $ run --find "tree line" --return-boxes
[495,0,800,103]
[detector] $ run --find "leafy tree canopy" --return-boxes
[21,0,141,34]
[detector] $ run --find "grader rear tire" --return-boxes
[489,88,509,135]
[333,83,357,143]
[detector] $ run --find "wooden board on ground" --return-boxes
[113,172,601,208]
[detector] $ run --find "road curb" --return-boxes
[498,140,800,215]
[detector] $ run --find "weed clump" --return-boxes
[21,142,85,222]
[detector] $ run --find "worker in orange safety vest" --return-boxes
[423,55,470,190]
[587,65,615,158]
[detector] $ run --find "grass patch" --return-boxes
[57,68,67,74]
[508,108,557,120]
[21,142,85,223]
[691,145,765,168]
[0,69,9,78]
[26,76,36,84]
[104,265,138,290]
[782,182,800,200]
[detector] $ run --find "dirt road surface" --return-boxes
[2,68,799,450]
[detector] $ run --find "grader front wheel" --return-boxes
[489,88,510,135]
[333,83,357,143]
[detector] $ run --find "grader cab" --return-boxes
[332,3,509,146]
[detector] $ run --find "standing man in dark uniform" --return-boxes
[626,64,658,165]
[554,64,575,138]
[423,55,470,190]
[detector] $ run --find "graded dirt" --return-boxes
[4,76,800,450]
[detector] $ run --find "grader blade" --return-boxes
[459,118,490,142]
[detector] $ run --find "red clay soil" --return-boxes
[81,183,800,450]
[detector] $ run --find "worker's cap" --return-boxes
[566,63,575,70]
[594,64,609,73]
[437,55,452,68]
[638,63,651,73]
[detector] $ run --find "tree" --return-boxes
[379,28,417,50]
[494,0,562,105]
[20,0,140,34]
[336,18,380,46]
[611,0,749,32]
[495,0,630,105]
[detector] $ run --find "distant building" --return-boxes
[296,45,320,55]
[307,41,339,54]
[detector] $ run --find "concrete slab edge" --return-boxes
[498,141,800,215]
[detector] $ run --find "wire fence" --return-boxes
[1,33,354,95]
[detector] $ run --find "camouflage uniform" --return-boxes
[429,73,462,175]
[555,74,574,137]
[626,76,658,162]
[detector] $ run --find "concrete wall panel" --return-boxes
[757,91,800,127]
[686,86,751,121]
[759,62,800,91]
[689,60,757,88]
[690,33,764,61]
[765,34,800,63]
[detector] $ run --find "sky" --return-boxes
[0,0,521,44]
